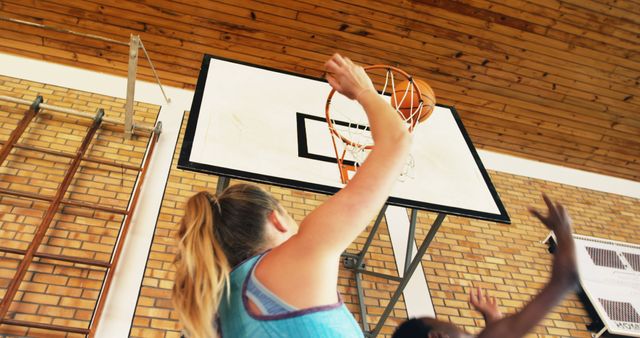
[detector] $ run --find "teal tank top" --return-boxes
[217,253,365,338]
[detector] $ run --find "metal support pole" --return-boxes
[0,187,128,215]
[216,176,230,193]
[355,272,369,332]
[89,123,160,337]
[404,209,418,275]
[0,247,111,268]
[0,109,104,321]
[0,141,141,172]
[352,268,403,282]
[353,204,388,269]
[125,34,140,140]
[0,96,42,165]
[139,40,171,104]
[367,213,446,337]
[1,319,89,334]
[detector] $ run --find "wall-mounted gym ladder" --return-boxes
[0,94,161,337]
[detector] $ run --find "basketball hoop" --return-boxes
[325,65,435,184]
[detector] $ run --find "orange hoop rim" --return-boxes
[325,64,423,149]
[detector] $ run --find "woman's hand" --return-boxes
[324,53,376,101]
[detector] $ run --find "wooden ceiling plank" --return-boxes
[467,118,639,164]
[468,124,639,179]
[462,114,599,153]
[466,0,640,60]
[252,0,636,97]
[523,0,640,35]
[370,0,634,91]
[3,2,187,48]
[597,0,640,15]
[561,0,640,25]
[478,142,638,180]
[502,105,639,150]
[492,0,640,48]
[1,1,320,80]
[465,85,638,128]
[399,0,640,79]
[262,2,640,124]
[176,0,640,105]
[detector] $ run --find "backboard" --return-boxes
[178,55,510,224]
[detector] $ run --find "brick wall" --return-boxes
[0,75,159,337]
[130,110,640,338]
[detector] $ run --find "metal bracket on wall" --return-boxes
[342,208,446,338]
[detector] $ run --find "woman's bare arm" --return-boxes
[260,54,412,307]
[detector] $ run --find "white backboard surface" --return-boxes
[179,55,509,223]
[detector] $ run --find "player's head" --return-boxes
[172,183,297,338]
[393,317,469,338]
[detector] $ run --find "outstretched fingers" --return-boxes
[542,193,556,215]
[528,207,550,229]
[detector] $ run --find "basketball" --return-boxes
[390,79,436,123]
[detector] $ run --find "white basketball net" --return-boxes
[327,67,428,182]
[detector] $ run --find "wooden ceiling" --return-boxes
[1,0,638,181]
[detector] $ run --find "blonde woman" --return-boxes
[173,53,412,338]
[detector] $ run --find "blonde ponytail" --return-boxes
[173,184,281,337]
[173,192,230,338]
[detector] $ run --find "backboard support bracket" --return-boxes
[342,206,446,337]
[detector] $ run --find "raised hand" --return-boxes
[475,194,580,338]
[470,287,503,324]
[528,194,578,288]
[324,53,376,101]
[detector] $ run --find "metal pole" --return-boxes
[352,268,403,282]
[404,209,418,275]
[0,109,104,321]
[125,34,140,140]
[0,96,42,165]
[139,40,171,104]
[89,123,160,336]
[0,141,141,172]
[1,318,89,334]
[354,204,388,269]
[355,272,369,332]
[0,187,127,215]
[0,247,111,268]
[0,95,155,133]
[368,213,447,337]
[216,176,230,193]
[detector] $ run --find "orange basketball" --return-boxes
[390,79,436,123]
